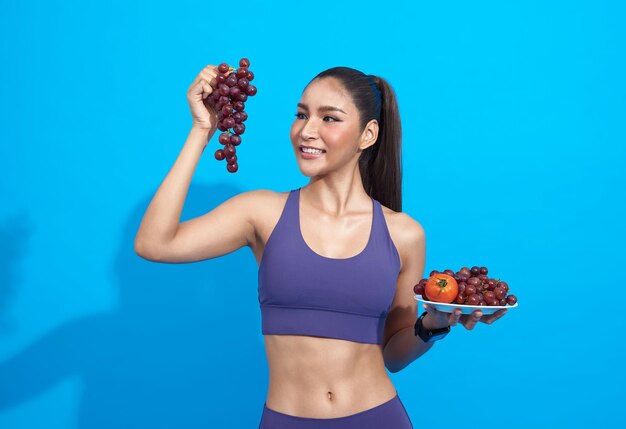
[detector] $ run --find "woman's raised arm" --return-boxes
[134,64,262,263]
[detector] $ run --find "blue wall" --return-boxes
[1,0,624,427]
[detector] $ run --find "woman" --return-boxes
[134,64,507,428]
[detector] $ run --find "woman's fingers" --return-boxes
[481,309,507,324]
[462,310,483,330]
[424,304,506,330]
[424,304,461,327]
[449,309,462,326]
[422,306,507,330]
[189,64,218,92]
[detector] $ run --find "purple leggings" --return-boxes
[258,393,413,428]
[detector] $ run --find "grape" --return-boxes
[209,58,257,173]
[230,86,241,98]
[494,286,506,300]
[222,104,234,116]
[471,266,480,276]
[218,133,230,145]
[218,84,230,96]
[233,123,246,135]
[444,269,455,276]
[465,285,476,296]
[214,149,226,160]
[223,117,235,129]
[238,77,249,89]
[506,295,517,305]
[414,283,423,294]
[467,277,480,286]
[483,291,496,303]
[466,294,480,305]
[458,282,467,295]
[226,74,238,87]
[480,266,488,275]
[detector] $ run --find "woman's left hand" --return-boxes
[423,303,507,330]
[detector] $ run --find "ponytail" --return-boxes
[310,67,403,211]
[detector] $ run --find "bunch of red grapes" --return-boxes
[414,265,518,307]
[210,58,257,173]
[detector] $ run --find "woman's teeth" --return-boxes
[301,147,325,154]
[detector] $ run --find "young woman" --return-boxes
[134,64,507,428]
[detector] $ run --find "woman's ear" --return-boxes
[359,119,379,151]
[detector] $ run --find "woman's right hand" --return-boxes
[186,64,219,132]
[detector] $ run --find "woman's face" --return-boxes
[290,77,376,177]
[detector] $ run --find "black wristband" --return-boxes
[414,311,450,342]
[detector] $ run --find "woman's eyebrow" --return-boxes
[297,103,347,114]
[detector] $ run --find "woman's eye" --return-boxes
[294,113,338,122]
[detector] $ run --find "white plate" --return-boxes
[415,294,517,315]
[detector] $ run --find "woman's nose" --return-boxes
[300,119,318,140]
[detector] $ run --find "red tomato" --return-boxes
[424,273,459,303]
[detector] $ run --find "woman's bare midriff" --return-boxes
[263,334,397,418]
[252,190,400,419]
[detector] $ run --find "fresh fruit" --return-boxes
[413,265,519,307]
[424,273,459,304]
[211,58,257,173]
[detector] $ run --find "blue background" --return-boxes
[1,0,624,427]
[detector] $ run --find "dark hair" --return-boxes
[307,66,403,212]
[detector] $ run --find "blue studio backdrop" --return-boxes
[1,1,624,428]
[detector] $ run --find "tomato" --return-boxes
[424,273,459,303]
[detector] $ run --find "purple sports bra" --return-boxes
[257,187,401,345]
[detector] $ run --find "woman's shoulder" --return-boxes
[379,203,426,268]
[379,203,424,238]
[248,188,291,204]
[242,188,292,233]
[239,188,288,202]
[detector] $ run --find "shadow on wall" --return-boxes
[0,183,269,428]
[0,211,33,334]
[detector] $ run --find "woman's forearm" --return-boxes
[383,313,447,373]
[134,126,215,258]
